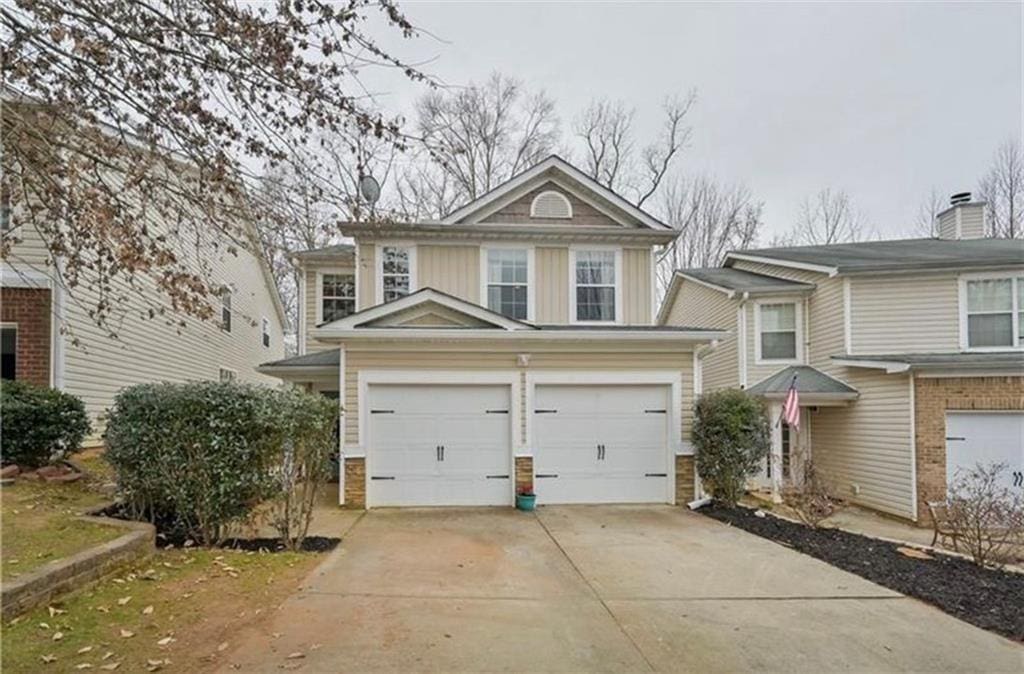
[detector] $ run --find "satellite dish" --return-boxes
[358,175,381,205]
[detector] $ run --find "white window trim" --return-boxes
[753,298,804,365]
[568,245,623,325]
[315,268,358,325]
[529,190,573,219]
[479,245,536,322]
[374,243,417,306]
[958,270,1024,352]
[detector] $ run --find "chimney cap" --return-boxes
[950,191,972,206]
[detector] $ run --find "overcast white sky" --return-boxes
[368,1,1022,242]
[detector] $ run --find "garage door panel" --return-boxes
[946,412,1024,491]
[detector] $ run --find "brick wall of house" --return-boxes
[1,287,51,387]
[675,455,695,504]
[343,457,366,508]
[515,456,533,494]
[914,375,1024,524]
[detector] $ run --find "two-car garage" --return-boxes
[364,377,678,508]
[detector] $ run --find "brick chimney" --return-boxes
[936,192,986,240]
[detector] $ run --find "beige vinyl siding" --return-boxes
[418,244,480,302]
[535,247,568,323]
[356,243,375,310]
[622,248,652,324]
[4,219,54,271]
[850,274,959,354]
[662,280,738,392]
[809,369,915,519]
[341,343,694,451]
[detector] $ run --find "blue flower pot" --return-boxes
[516,493,537,511]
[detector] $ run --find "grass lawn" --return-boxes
[2,547,320,672]
[2,466,121,581]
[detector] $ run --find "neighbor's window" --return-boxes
[1,326,16,380]
[322,273,355,322]
[575,250,616,322]
[0,184,11,232]
[220,291,232,333]
[486,249,528,320]
[965,277,1021,348]
[219,368,236,382]
[381,247,411,303]
[758,303,797,360]
[261,317,271,348]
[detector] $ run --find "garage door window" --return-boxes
[965,278,1017,348]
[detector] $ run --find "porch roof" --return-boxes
[258,350,339,375]
[746,365,859,401]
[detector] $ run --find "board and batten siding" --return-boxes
[340,344,694,454]
[849,274,959,354]
[418,244,480,302]
[622,248,652,325]
[662,280,738,392]
[535,246,568,323]
[809,370,915,519]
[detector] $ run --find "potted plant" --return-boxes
[516,486,536,511]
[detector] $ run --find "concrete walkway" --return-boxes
[220,506,1022,673]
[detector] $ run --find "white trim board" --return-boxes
[725,252,838,277]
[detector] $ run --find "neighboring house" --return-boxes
[1,138,287,446]
[659,195,1024,523]
[261,155,725,509]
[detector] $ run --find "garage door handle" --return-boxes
[486,474,510,479]
[371,409,395,414]
[645,473,667,478]
[486,409,509,414]
[534,409,558,414]
[371,476,395,480]
[644,409,667,414]
[536,473,558,478]
[946,436,966,441]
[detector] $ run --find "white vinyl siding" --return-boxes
[849,274,959,354]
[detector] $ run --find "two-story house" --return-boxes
[659,195,1024,523]
[259,156,725,509]
[1,112,287,445]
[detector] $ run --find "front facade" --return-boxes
[264,156,724,508]
[660,197,1024,523]
[1,136,287,444]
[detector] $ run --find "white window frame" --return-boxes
[753,298,804,365]
[569,246,623,325]
[375,243,417,306]
[529,190,573,219]
[479,245,535,322]
[958,270,1024,352]
[316,268,358,324]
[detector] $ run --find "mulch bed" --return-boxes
[703,504,1024,642]
[95,504,340,553]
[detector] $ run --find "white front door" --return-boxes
[946,412,1024,492]
[533,385,670,504]
[367,384,512,507]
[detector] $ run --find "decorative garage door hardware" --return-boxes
[485,409,509,414]
[486,474,510,479]
[1014,471,1023,488]
[536,474,558,478]
[534,409,558,414]
[597,444,606,460]
[645,473,668,478]
[644,409,668,414]
[370,409,395,414]
[435,445,445,461]
[946,436,966,441]
[371,476,395,480]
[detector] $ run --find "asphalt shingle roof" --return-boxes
[730,237,1023,273]
[260,350,340,368]
[746,365,858,397]
[679,268,815,293]
[291,243,355,260]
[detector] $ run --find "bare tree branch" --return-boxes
[977,139,1024,238]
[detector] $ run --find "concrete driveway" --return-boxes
[221,506,1022,673]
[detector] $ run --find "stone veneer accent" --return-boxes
[0,287,51,386]
[344,456,366,508]
[914,375,1024,524]
[675,455,695,504]
[515,456,533,494]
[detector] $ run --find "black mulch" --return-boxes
[703,504,1024,642]
[94,504,339,554]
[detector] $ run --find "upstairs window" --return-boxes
[486,249,529,320]
[220,290,232,333]
[530,190,572,219]
[757,303,798,361]
[321,273,355,322]
[574,250,617,322]
[261,317,271,348]
[964,277,1022,349]
[381,246,412,303]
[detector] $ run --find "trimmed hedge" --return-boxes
[1,380,91,469]
[693,388,770,505]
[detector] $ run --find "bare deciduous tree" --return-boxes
[783,188,867,245]
[914,187,945,238]
[1,0,425,334]
[574,91,697,207]
[947,462,1024,568]
[977,139,1024,238]
[655,175,763,292]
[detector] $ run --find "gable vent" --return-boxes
[530,190,573,219]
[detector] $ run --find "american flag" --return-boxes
[781,374,800,431]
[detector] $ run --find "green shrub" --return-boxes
[268,388,339,550]
[693,389,770,505]
[105,380,284,545]
[1,380,91,468]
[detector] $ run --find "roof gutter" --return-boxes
[311,327,729,343]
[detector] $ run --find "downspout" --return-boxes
[689,339,720,507]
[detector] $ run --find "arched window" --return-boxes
[530,190,573,219]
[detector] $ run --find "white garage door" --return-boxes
[533,385,671,504]
[946,412,1024,492]
[367,384,512,507]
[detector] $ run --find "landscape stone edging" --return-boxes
[1,509,155,621]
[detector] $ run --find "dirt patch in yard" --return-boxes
[704,504,1024,642]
